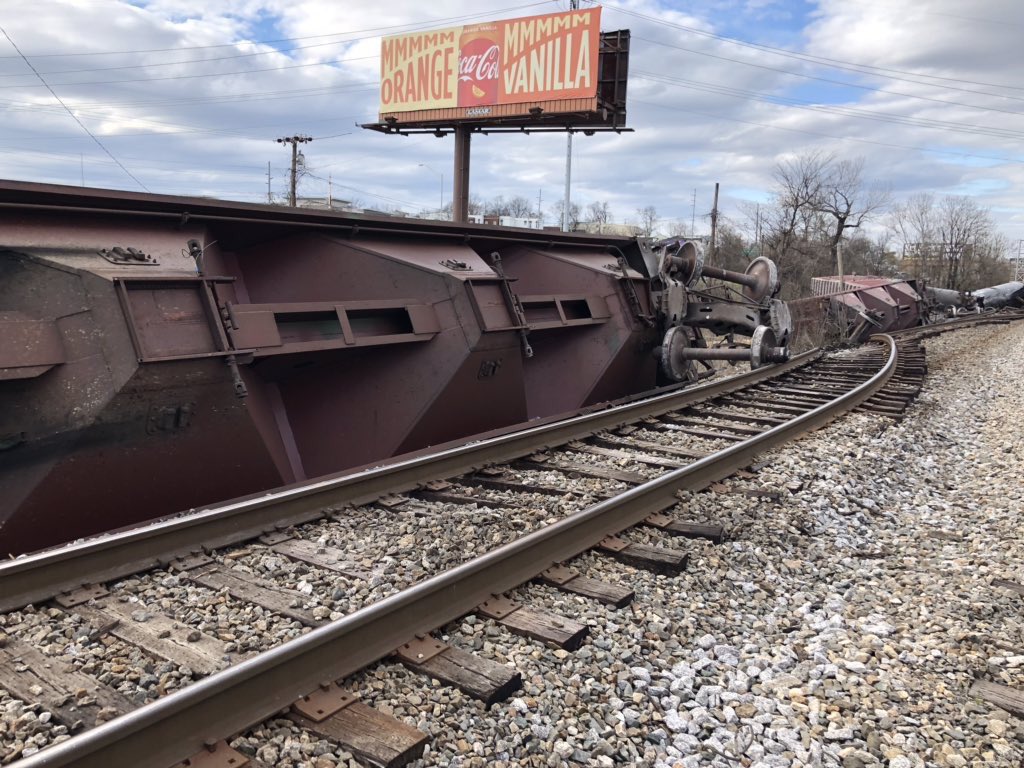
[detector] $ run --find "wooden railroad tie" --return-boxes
[538,565,634,608]
[393,635,521,706]
[287,683,428,768]
[74,600,230,676]
[0,638,131,735]
[597,535,689,575]
[643,513,725,544]
[269,537,371,580]
[992,578,1024,598]
[514,456,647,485]
[476,594,588,651]
[172,740,249,768]
[187,567,325,627]
[969,680,1024,720]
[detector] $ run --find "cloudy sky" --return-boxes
[1,0,1021,247]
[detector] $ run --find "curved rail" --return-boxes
[0,349,819,612]
[18,336,899,768]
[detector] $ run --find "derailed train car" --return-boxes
[0,181,790,554]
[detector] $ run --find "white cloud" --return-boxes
[0,0,1019,245]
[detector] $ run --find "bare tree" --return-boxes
[484,195,508,216]
[587,201,612,224]
[890,193,1006,290]
[636,205,658,237]
[715,220,755,273]
[550,200,582,230]
[765,150,831,262]
[842,233,899,277]
[504,195,535,218]
[759,152,889,296]
[937,195,990,289]
[816,157,890,265]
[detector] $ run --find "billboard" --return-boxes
[379,7,603,122]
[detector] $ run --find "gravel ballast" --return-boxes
[3,321,1021,767]
[358,321,1022,768]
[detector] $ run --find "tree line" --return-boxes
[731,151,1012,297]
[433,151,1014,295]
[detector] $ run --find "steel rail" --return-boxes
[18,336,898,768]
[0,350,818,612]
[891,310,1024,339]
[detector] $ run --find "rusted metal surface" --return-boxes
[0,311,65,379]
[0,182,637,553]
[1,183,793,555]
[793,276,926,343]
[0,347,817,613]
[11,337,897,768]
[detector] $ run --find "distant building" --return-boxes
[288,197,415,218]
[467,214,542,229]
[575,221,643,236]
[294,196,358,212]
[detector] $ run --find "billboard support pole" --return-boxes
[562,0,580,233]
[453,125,472,223]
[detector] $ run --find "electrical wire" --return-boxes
[598,1,1024,95]
[0,25,149,191]
[0,2,552,59]
[632,34,1024,112]
[0,52,380,90]
[301,170,431,213]
[629,97,1024,165]
[633,72,1024,142]
[0,82,379,110]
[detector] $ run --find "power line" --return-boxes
[632,34,1024,113]
[630,97,1024,166]
[0,0,551,80]
[633,72,1024,142]
[0,99,374,140]
[0,25,149,191]
[598,1,1024,95]
[302,171,431,213]
[0,1,551,60]
[0,52,380,90]
[0,82,377,112]
[0,2,570,90]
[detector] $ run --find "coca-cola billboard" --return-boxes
[379,7,602,119]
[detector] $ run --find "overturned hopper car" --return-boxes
[0,181,791,554]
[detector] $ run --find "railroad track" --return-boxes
[1,334,928,767]
[891,308,1024,341]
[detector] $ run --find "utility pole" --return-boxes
[563,131,573,231]
[689,189,697,237]
[755,204,763,258]
[709,182,719,263]
[275,135,312,207]
[537,188,543,228]
[266,161,272,204]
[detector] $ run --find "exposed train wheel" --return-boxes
[659,325,700,383]
[742,257,781,304]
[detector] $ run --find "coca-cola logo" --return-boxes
[459,44,499,82]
